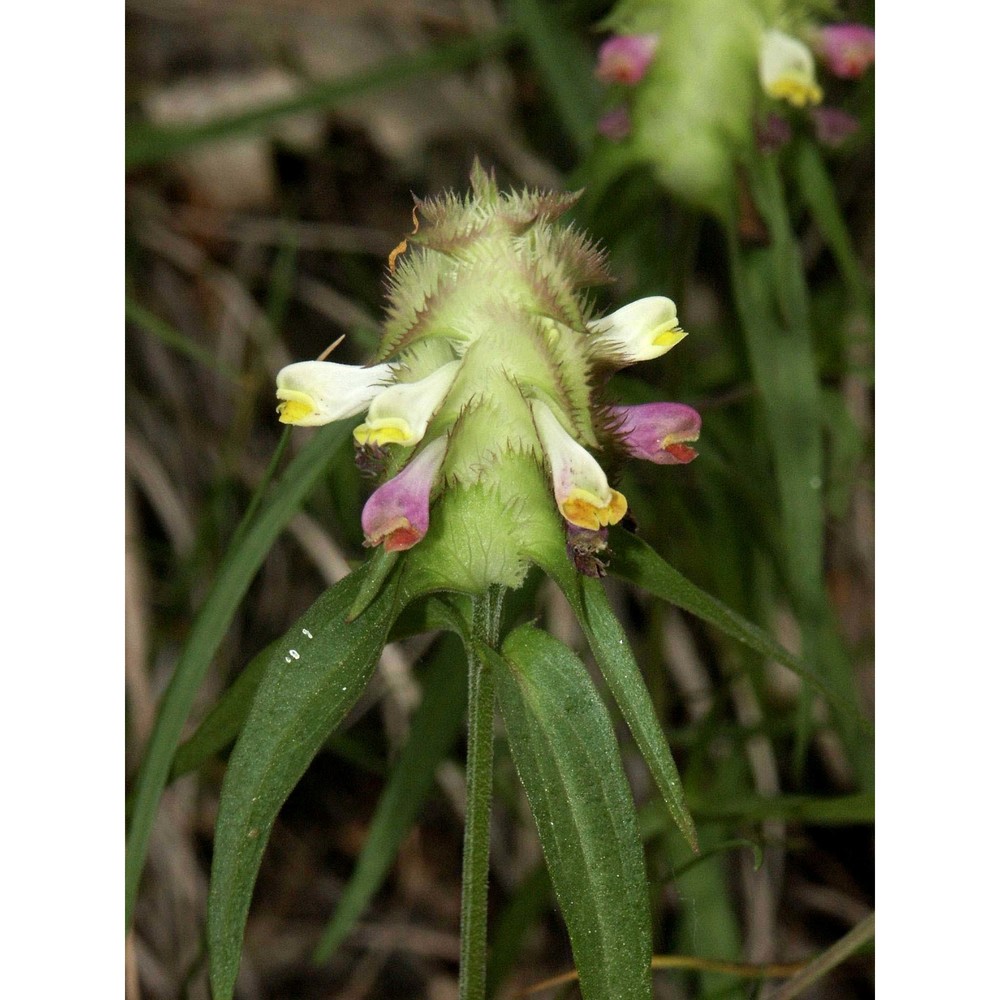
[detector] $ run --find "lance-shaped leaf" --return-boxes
[542,554,698,853]
[606,528,868,728]
[491,625,654,1000]
[208,568,402,1000]
[313,634,468,962]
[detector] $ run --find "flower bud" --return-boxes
[595,35,659,86]
[810,107,860,148]
[813,24,875,79]
[361,437,447,552]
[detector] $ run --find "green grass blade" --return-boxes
[492,625,654,1000]
[794,140,873,314]
[544,558,698,853]
[125,420,352,928]
[729,157,867,773]
[313,634,468,963]
[485,864,551,999]
[126,28,517,169]
[208,569,402,1000]
[125,296,241,382]
[509,0,598,155]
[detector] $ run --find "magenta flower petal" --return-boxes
[810,107,860,148]
[595,34,659,86]
[611,402,701,465]
[815,24,875,79]
[362,438,447,552]
[598,105,632,141]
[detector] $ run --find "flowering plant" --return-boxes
[176,164,842,1000]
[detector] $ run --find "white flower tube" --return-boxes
[530,399,627,530]
[276,360,395,426]
[354,360,462,448]
[587,296,687,364]
[759,29,823,107]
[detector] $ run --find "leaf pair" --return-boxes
[200,520,856,998]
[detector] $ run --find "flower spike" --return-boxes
[276,167,700,588]
[759,29,823,108]
[276,360,394,426]
[810,107,860,148]
[531,399,627,530]
[361,437,447,552]
[354,361,461,448]
[588,296,687,365]
[610,402,701,465]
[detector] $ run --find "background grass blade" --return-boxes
[313,634,468,963]
[208,569,402,1000]
[125,421,352,928]
[492,625,654,1000]
[794,141,873,315]
[508,0,599,156]
[126,29,517,169]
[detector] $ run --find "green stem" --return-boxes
[458,586,504,1000]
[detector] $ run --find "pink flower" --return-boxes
[598,105,632,141]
[595,34,659,86]
[361,438,447,552]
[810,107,860,148]
[814,24,875,79]
[755,113,792,154]
[610,402,701,465]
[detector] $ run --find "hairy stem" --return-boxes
[458,586,504,1000]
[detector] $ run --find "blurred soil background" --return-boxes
[125,1,874,997]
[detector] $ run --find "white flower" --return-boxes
[587,296,687,364]
[530,399,627,530]
[353,360,462,448]
[759,29,823,108]
[275,360,394,426]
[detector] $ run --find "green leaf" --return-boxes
[313,634,468,963]
[125,420,353,928]
[168,642,274,782]
[606,528,870,733]
[491,625,654,1000]
[347,547,400,621]
[207,568,402,1000]
[543,557,698,853]
[689,791,874,826]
